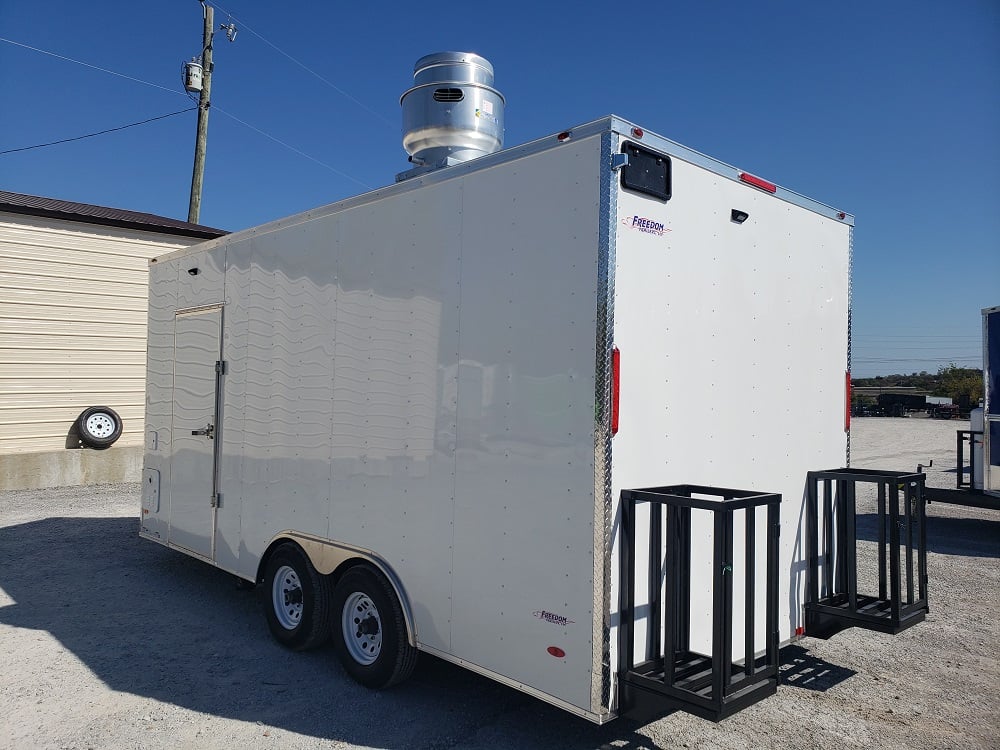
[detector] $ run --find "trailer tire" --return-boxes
[262,543,331,651]
[76,406,123,449]
[332,565,417,689]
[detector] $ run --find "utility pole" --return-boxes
[187,2,214,224]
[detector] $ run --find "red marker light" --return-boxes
[739,172,777,193]
[837,212,846,220]
[631,127,644,139]
[557,131,572,142]
[795,626,805,637]
[845,371,852,432]
[611,347,621,436]
[547,646,566,658]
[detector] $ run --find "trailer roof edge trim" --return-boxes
[152,115,854,264]
[603,116,854,226]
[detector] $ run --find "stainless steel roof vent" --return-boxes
[397,52,505,181]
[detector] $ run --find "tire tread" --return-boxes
[333,564,417,688]
[263,543,331,651]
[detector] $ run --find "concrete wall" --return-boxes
[0,445,142,491]
[0,212,202,489]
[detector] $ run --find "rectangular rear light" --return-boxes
[739,172,777,193]
[845,371,851,432]
[612,347,621,436]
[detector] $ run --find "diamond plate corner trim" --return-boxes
[591,130,617,715]
[847,225,854,467]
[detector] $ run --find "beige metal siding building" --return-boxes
[0,191,225,489]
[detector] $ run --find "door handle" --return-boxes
[191,423,215,439]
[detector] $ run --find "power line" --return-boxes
[854,327,978,334]
[855,339,980,344]
[0,108,196,155]
[212,104,372,189]
[854,350,984,352]
[0,36,186,97]
[3,35,370,187]
[211,3,396,128]
[856,357,981,361]
[853,357,981,364]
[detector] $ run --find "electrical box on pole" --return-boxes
[183,59,204,93]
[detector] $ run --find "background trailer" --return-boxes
[982,305,1000,495]
[142,54,879,725]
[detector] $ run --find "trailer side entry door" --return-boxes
[168,305,224,558]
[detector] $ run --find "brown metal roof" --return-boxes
[0,190,227,240]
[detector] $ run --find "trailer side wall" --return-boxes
[144,134,609,716]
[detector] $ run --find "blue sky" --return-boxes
[1,1,997,377]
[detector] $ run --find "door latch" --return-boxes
[191,423,215,439]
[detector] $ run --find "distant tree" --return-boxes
[852,371,937,390]
[933,365,983,403]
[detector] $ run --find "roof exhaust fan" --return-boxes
[397,52,505,181]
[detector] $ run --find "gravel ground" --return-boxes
[1,417,998,749]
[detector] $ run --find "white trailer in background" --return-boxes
[927,305,1000,509]
[141,106,856,723]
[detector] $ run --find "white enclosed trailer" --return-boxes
[925,305,1000,509]
[142,113,855,723]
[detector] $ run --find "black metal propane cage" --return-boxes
[804,468,928,638]
[617,470,930,723]
[617,484,781,722]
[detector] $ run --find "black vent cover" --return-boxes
[433,88,465,103]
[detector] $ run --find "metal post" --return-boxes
[917,481,928,607]
[835,480,847,597]
[968,434,975,491]
[889,481,902,626]
[648,503,662,667]
[805,474,818,605]
[663,503,676,687]
[744,507,755,677]
[722,509,733,693]
[188,3,214,224]
[677,506,691,652]
[957,430,963,489]
[765,501,779,674]
[877,482,887,601]
[845,479,857,612]
[711,510,727,702]
[822,478,833,596]
[904,481,914,605]
[619,493,636,677]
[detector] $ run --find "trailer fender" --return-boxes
[259,531,417,648]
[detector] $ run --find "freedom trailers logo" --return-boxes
[532,609,575,626]
[622,215,670,236]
